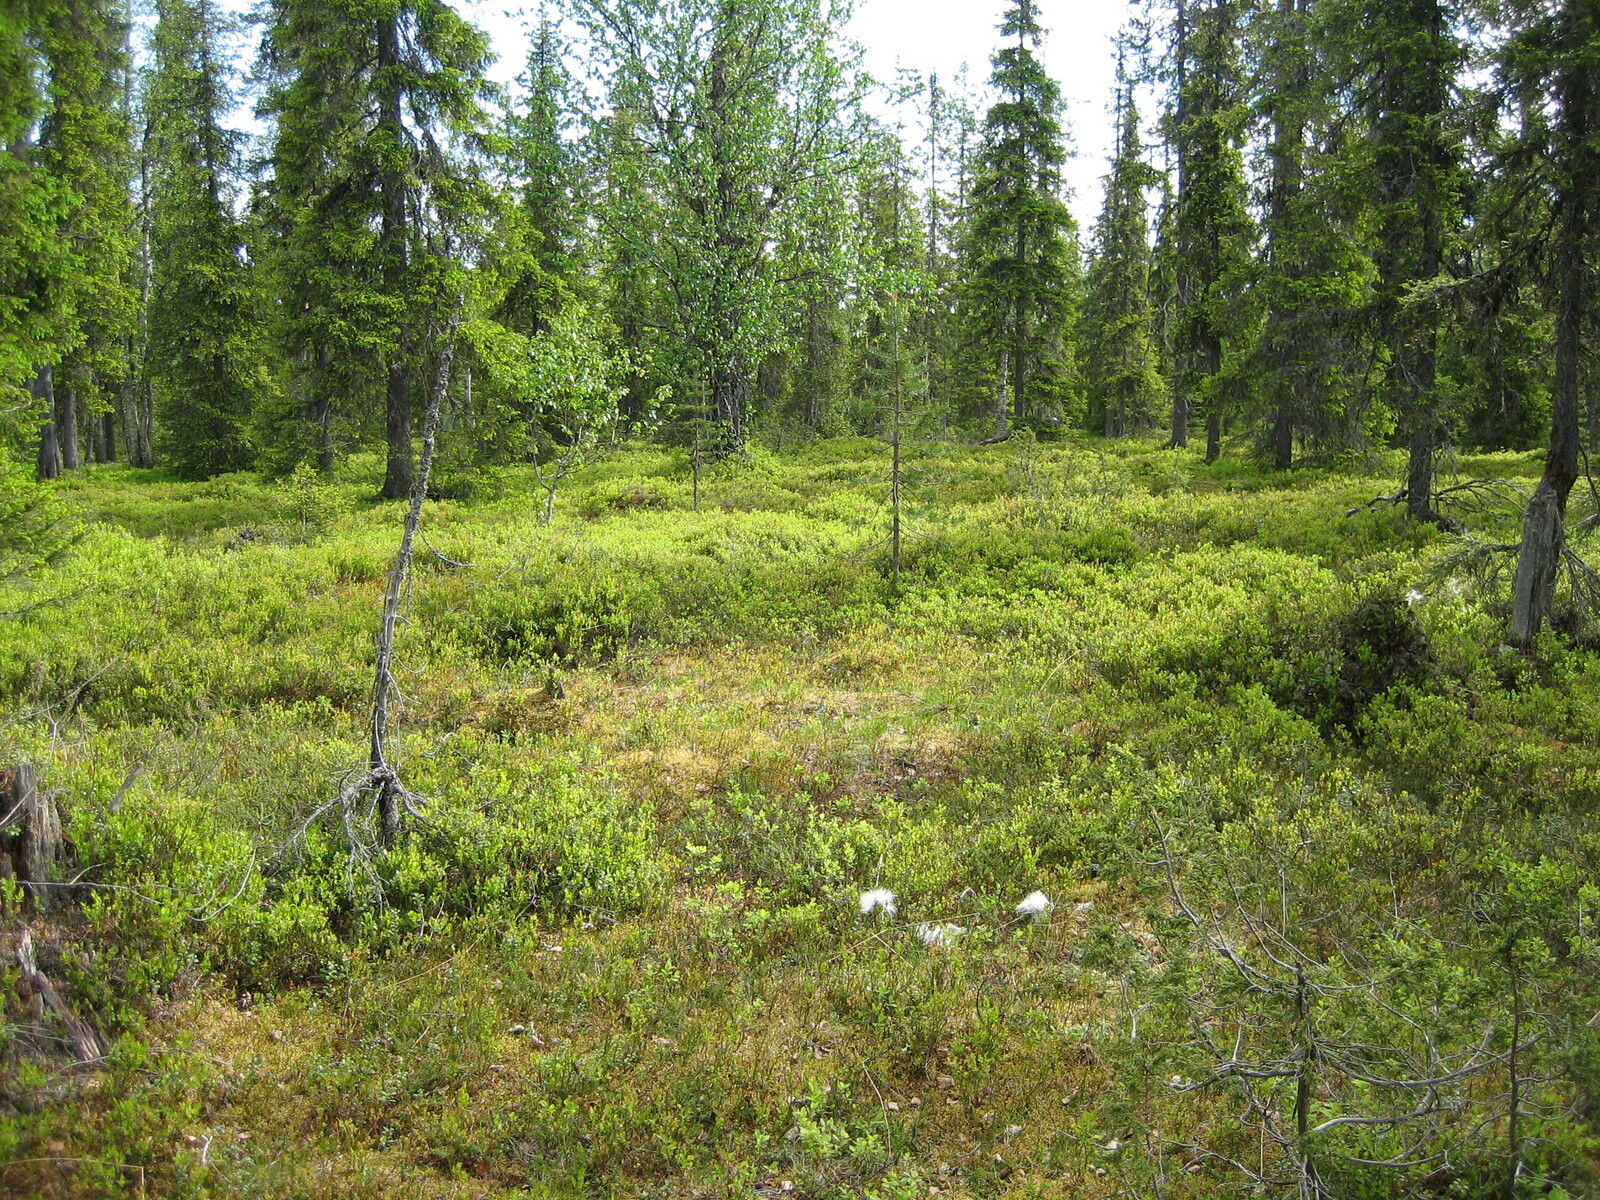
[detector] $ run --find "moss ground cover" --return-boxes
[3,436,1599,1198]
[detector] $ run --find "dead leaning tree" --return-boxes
[296,296,465,869]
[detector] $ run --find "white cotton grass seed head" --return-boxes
[1015,891,1054,921]
[915,922,965,948]
[859,888,897,918]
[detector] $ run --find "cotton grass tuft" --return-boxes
[859,888,897,918]
[1015,890,1054,921]
[914,922,964,948]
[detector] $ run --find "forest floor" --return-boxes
[3,434,1599,1199]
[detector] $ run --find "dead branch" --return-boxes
[1345,479,1525,530]
[369,293,464,847]
[280,294,465,876]
[108,763,143,815]
[17,927,103,1063]
[1346,488,1411,517]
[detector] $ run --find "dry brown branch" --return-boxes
[17,927,103,1063]
[280,295,465,879]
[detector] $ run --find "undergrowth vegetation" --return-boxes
[3,436,1599,1198]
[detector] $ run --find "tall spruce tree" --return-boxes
[146,0,261,478]
[497,12,583,338]
[1083,60,1162,438]
[257,0,491,495]
[1167,0,1252,461]
[1245,0,1371,467]
[1354,0,1464,523]
[0,0,79,572]
[963,0,1079,436]
[36,0,137,476]
[0,1,71,409]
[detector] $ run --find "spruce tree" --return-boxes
[0,1,71,408]
[257,0,491,495]
[1168,0,1252,461]
[498,12,582,338]
[1352,0,1464,523]
[964,0,1079,435]
[0,0,77,569]
[36,0,137,475]
[1245,0,1370,467]
[1083,62,1162,438]
[145,0,261,478]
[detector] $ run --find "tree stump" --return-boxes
[0,765,68,911]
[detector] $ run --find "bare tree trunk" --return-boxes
[0,765,62,910]
[1203,332,1221,463]
[58,381,81,471]
[1404,412,1437,523]
[1510,34,1591,648]
[120,360,141,468]
[87,399,105,463]
[34,367,61,481]
[711,353,750,451]
[1171,384,1189,449]
[994,344,1010,440]
[135,377,155,466]
[382,360,413,499]
[804,295,826,430]
[310,345,335,473]
[891,311,903,593]
[1272,402,1293,469]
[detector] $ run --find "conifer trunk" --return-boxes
[58,382,80,471]
[34,366,61,481]
[1510,30,1592,647]
[711,355,750,451]
[1264,0,1309,470]
[1169,0,1190,451]
[995,344,1010,439]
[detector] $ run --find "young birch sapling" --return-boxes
[476,303,631,524]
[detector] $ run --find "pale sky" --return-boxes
[455,0,1136,229]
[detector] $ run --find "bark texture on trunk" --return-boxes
[1510,25,1591,647]
[0,765,65,911]
[711,355,750,452]
[994,345,1010,440]
[34,366,60,481]
[383,360,413,499]
[1272,402,1294,469]
[1404,412,1437,524]
[58,383,80,471]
